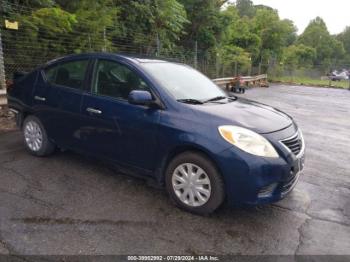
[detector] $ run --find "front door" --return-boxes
[80,59,161,172]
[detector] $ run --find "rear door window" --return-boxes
[44,60,89,90]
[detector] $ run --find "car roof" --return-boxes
[44,52,169,67]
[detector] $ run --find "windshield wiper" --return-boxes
[228,95,238,101]
[204,96,228,103]
[177,99,204,105]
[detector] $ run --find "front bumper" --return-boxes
[215,125,305,206]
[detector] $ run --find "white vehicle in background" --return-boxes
[329,69,349,81]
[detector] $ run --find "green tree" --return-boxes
[218,45,251,76]
[114,0,188,54]
[4,0,348,78]
[236,0,255,18]
[221,6,260,61]
[5,0,54,9]
[338,26,350,53]
[337,26,350,65]
[298,17,345,66]
[5,7,77,67]
[253,8,297,64]
[283,44,316,70]
[70,0,119,53]
[178,0,227,50]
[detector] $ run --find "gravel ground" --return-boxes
[0,84,349,257]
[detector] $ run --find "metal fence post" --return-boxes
[0,28,6,90]
[234,61,238,77]
[215,52,220,78]
[156,33,160,57]
[102,27,107,52]
[194,40,198,69]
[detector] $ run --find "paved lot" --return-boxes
[0,85,349,256]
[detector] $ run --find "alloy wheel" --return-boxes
[24,120,43,152]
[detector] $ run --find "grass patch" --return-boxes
[271,76,350,89]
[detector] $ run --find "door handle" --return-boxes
[86,107,102,114]
[34,96,46,101]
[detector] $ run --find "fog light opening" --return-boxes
[258,183,278,198]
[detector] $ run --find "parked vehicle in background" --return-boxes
[7,53,305,214]
[328,70,349,81]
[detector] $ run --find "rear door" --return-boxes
[33,59,90,149]
[80,58,161,171]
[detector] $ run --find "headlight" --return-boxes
[218,125,279,158]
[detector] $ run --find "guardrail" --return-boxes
[212,74,269,91]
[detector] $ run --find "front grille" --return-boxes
[281,131,303,156]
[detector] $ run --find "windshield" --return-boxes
[142,62,226,101]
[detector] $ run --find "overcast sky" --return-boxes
[231,0,349,35]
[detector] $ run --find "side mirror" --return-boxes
[128,90,154,106]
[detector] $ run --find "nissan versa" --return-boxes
[7,53,305,215]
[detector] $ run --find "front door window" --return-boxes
[92,59,150,100]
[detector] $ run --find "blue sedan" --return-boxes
[7,53,305,214]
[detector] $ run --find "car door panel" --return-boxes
[80,94,160,171]
[79,58,161,172]
[32,59,89,149]
[45,85,84,149]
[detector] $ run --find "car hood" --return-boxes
[192,98,293,134]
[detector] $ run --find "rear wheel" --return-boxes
[165,152,225,215]
[23,115,55,156]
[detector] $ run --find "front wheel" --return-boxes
[165,152,225,215]
[23,115,55,157]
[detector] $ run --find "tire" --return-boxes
[165,151,225,215]
[22,115,55,157]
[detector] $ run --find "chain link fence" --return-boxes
[2,1,346,91]
[0,0,271,90]
[268,63,350,89]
